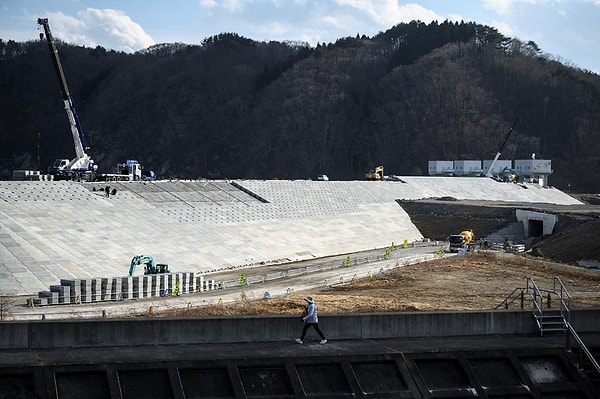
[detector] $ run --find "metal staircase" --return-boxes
[530,277,570,335]
[496,276,569,335]
[498,277,600,394]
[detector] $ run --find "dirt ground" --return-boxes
[162,252,600,317]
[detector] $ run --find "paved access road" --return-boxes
[10,243,447,320]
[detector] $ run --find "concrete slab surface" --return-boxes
[0,178,582,297]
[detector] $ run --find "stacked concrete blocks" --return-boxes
[121,277,134,300]
[91,278,103,302]
[49,285,70,304]
[59,279,82,303]
[199,276,217,291]
[31,272,199,306]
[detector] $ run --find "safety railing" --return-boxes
[227,251,432,289]
[496,277,570,336]
[527,277,545,333]
[553,276,571,324]
[494,286,527,310]
[565,321,600,379]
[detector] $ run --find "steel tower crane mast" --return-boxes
[37,17,95,180]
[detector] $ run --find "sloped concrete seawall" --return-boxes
[2,309,599,350]
[0,178,582,297]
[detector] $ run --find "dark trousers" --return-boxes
[301,322,326,340]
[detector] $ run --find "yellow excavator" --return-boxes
[365,166,384,180]
[128,255,169,276]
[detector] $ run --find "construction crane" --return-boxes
[485,117,520,178]
[37,17,97,181]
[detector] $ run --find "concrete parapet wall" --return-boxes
[2,309,599,350]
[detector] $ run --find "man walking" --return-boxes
[295,296,327,344]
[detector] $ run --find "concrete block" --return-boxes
[49,285,70,304]
[32,297,48,306]
[111,278,121,301]
[80,279,92,302]
[39,291,59,305]
[60,279,82,303]
[132,276,140,299]
[189,272,197,293]
[167,274,174,292]
[101,278,111,301]
[91,278,102,302]
[149,275,158,297]
[141,276,151,298]
[181,273,193,294]
[158,274,167,294]
[121,277,133,300]
[199,277,216,291]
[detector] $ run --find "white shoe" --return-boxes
[294,338,303,344]
[320,339,328,344]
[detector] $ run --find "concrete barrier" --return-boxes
[1,309,599,350]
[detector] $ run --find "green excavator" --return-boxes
[128,255,170,276]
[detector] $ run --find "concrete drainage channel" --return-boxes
[1,311,599,398]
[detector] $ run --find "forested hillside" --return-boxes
[1,20,599,192]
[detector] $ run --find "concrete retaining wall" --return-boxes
[2,309,599,350]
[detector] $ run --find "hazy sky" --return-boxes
[1,0,599,73]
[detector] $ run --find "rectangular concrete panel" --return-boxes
[414,358,471,389]
[296,363,352,395]
[0,374,35,398]
[118,369,173,399]
[351,361,409,393]
[239,366,294,396]
[55,371,110,399]
[179,367,235,398]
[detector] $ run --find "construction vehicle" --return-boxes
[365,166,384,180]
[486,117,520,178]
[99,160,143,182]
[499,166,522,183]
[448,230,475,252]
[128,255,170,276]
[38,18,97,181]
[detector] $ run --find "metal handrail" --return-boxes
[553,276,571,323]
[565,321,600,375]
[527,278,544,331]
[494,287,526,310]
